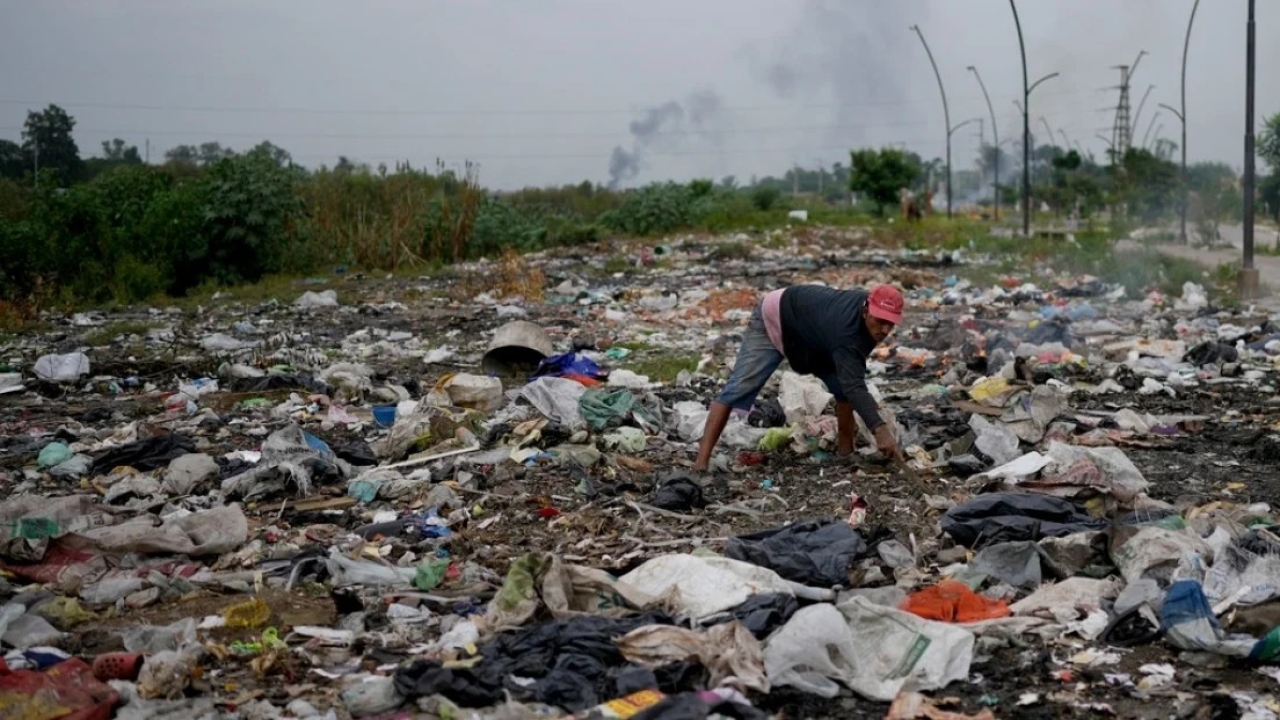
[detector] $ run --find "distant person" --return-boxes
[692,284,905,474]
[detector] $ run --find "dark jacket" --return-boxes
[778,284,883,430]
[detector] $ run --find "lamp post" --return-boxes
[1164,0,1201,244]
[1010,0,1031,236]
[911,24,954,218]
[1242,0,1259,299]
[1009,1,1057,236]
[1142,111,1162,149]
[967,66,1000,220]
[1131,84,1155,140]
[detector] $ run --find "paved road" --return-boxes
[1119,224,1280,310]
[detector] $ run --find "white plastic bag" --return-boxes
[444,373,504,412]
[779,372,833,426]
[33,352,91,382]
[325,547,417,588]
[521,377,587,429]
[764,597,975,701]
[616,554,832,620]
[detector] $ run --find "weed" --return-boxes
[85,321,155,346]
[602,257,634,275]
[628,354,699,383]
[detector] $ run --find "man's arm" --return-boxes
[833,347,901,458]
[832,346,882,431]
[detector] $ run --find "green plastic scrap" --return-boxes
[413,558,452,591]
[758,427,794,452]
[7,518,60,540]
[579,389,657,432]
[37,442,73,469]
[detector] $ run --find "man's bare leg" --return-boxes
[835,401,856,456]
[693,401,733,472]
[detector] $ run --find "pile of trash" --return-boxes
[4,231,1280,718]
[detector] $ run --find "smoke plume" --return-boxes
[744,0,927,149]
[607,89,725,188]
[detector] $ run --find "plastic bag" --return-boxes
[522,377,588,429]
[941,492,1108,548]
[1160,580,1256,657]
[764,597,975,701]
[616,554,832,620]
[968,415,1020,465]
[724,519,867,587]
[442,373,504,412]
[33,352,91,382]
[326,547,417,588]
[900,581,1010,623]
[617,621,768,693]
[778,372,833,425]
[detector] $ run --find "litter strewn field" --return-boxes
[3,226,1280,719]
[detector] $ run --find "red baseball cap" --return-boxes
[867,285,904,324]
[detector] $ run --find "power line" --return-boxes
[0,113,1108,142]
[0,88,1112,118]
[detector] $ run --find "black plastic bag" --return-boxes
[91,433,197,474]
[703,593,798,638]
[941,492,1109,548]
[394,611,679,711]
[651,474,706,512]
[725,519,867,587]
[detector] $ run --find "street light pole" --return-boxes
[1176,0,1201,243]
[968,66,1000,220]
[911,24,953,219]
[1025,73,1059,229]
[1242,0,1258,299]
[1131,84,1155,139]
[1142,111,1162,149]
[1009,0,1031,236]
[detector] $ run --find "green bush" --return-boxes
[601,182,707,236]
[751,186,781,211]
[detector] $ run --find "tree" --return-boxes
[0,140,23,180]
[1112,148,1179,222]
[165,145,200,166]
[1257,112,1280,171]
[22,104,81,182]
[199,142,236,166]
[101,139,142,164]
[848,148,922,215]
[718,175,737,190]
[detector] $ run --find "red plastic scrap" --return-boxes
[900,581,1011,623]
[0,658,119,720]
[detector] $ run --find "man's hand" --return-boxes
[874,424,903,461]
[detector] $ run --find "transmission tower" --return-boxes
[1111,65,1132,157]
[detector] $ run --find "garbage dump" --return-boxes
[4,229,1280,718]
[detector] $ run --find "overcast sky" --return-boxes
[0,0,1271,190]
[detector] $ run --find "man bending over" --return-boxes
[692,283,905,472]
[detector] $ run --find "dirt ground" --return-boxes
[4,229,1280,718]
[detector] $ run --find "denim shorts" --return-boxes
[716,302,847,411]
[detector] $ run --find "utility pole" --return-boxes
[1142,111,1162,149]
[792,163,799,197]
[911,24,953,219]
[1039,118,1055,148]
[1167,0,1201,244]
[145,138,150,164]
[1008,0,1056,237]
[968,66,1000,221]
[1131,84,1155,141]
[1241,0,1259,299]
